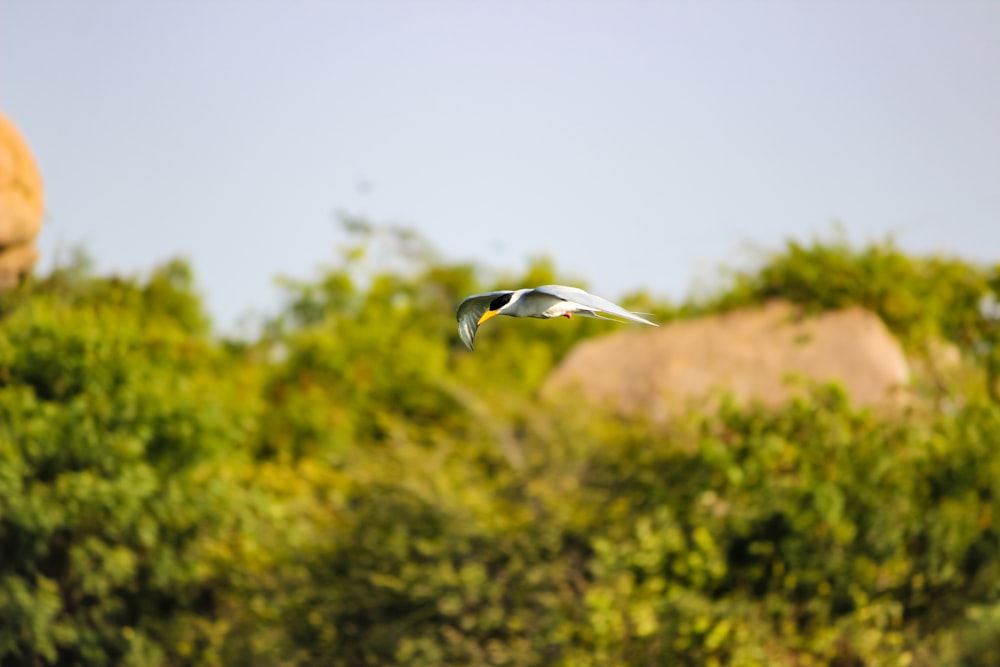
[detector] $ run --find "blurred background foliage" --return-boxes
[1,222,999,666]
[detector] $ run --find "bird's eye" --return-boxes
[489,293,513,311]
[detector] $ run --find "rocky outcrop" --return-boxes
[541,300,909,420]
[0,112,44,291]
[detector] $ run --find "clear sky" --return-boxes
[3,2,999,332]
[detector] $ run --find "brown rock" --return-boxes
[541,300,909,420]
[0,243,39,292]
[0,111,45,290]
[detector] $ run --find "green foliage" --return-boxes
[2,228,999,665]
[716,233,998,350]
[0,260,255,665]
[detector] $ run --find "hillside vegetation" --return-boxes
[1,227,999,666]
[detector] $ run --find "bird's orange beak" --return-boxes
[477,310,500,325]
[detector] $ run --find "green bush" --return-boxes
[716,233,997,349]
[0,262,256,665]
[1,232,999,665]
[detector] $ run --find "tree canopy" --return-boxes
[1,226,999,666]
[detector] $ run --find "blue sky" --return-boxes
[3,2,999,332]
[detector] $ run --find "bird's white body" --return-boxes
[456,284,656,350]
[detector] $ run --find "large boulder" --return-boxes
[0,111,44,291]
[541,300,909,420]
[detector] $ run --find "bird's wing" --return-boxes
[456,290,512,350]
[533,285,657,326]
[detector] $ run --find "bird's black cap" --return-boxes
[489,293,513,311]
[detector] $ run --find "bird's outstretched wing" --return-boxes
[533,285,657,326]
[456,290,512,350]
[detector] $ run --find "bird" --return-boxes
[456,284,657,350]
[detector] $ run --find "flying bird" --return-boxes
[456,284,657,350]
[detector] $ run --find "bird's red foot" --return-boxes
[563,312,573,319]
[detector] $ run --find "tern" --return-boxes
[456,284,656,350]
